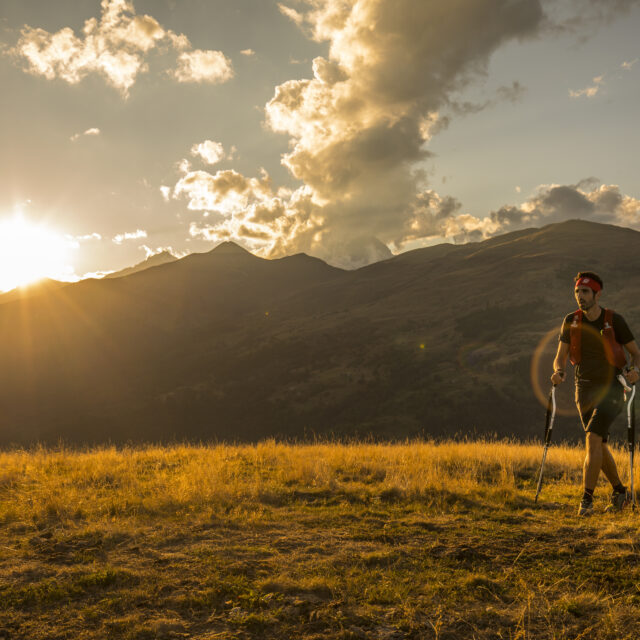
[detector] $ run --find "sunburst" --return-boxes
[0,214,75,292]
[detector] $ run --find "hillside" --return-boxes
[104,250,179,279]
[1,219,639,445]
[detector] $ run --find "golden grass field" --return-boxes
[1,440,639,639]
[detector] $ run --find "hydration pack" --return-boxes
[569,308,627,368]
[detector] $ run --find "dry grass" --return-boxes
[1,439,639,639]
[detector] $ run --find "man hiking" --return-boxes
[551,272,640,516]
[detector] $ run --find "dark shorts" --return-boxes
[576,382,625,442]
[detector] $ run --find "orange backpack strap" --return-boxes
[603,308,627,369]
[569,309,582,365]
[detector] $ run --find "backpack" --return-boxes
[569,308,627,368]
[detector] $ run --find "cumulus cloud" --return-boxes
[199,0,543,265]
[393,179,640,246]
[173,169,271,214]
[264,0,544,262]
[191,140,225,165]
[113,229,147,244]
[240,49,255,57]
[172,50,233,84]
[487,179,640,235]
[10,0,230,95]
[169,1,636,267]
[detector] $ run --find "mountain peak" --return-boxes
[211,241,253,255]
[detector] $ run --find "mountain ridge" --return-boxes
[1,219,639,445]
[105,250,179,279]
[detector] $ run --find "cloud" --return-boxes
[69,232,103,242]
[569,55,640,99]
[10,0,230,96]
[391,190,505,248]
[240,49,255,57]
[113,229,148,244]
[487,179,640,235]
[448,81,527,117]
[395,179,640,246]
[278,4,305,26]
[569,74,604,98]
[70,127,101,141]
[169,1,636,267]
[141,244,185,258]
[569,85,600,99]
[169,0,547,266]
[80,269,116,279]
[191,140,225,165]
[173,168,271,214]
[263,0,543,262]
[172,50,233,84]
[177,158,192,174]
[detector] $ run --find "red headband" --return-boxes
[575,276,601,293]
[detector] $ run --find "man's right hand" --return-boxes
[550,370,566,385]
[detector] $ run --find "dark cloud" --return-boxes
[488,180,640,233]
[538,185,596,218]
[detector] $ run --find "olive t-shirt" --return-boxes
[559,309,634,385]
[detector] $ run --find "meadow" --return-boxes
[1,440,639,639]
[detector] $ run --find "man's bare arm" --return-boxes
[551,341,570,385]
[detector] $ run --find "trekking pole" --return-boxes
[626,384,637,511]
[535,385,557,503]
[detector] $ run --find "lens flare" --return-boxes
[530,323,616,417]
[530,328,576,416]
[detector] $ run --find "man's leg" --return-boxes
[584,432,604,491]
[601,442,622,488]
[578,432,602,515]
[601,441,631,512]
[587,388,628,511]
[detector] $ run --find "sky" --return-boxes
[0,0,639,290]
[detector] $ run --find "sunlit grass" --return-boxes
[1,440,638,639]
[0,439,596,524]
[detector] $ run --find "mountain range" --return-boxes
[1,219,639,446]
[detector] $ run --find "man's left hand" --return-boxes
[624,366,640,385]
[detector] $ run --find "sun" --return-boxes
[0,214,75,293]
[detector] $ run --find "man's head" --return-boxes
[574,271,603,311]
